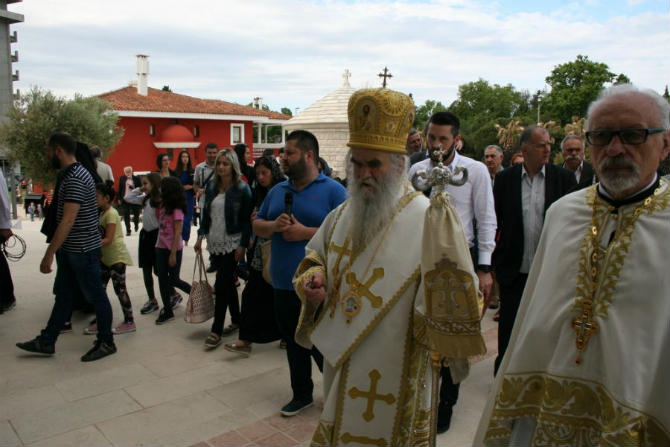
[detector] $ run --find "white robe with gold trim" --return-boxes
[294,186,485,447]
[474,181,670,446]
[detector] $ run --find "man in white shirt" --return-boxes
[407,111,496,433]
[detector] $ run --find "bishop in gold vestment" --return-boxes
[475,85,670,446]
[293,88,486,447]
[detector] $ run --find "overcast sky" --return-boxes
[10,0,670,114]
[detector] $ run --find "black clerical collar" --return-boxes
[597,176,659,209]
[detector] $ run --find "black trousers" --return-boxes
[121,201,140,234]
[439,245,478,409]
[494,273,528,375]
[274,289,323,401]
[210,251,240,335]
[0,248,15,307]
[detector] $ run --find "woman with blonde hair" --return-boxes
[195,150,253,349]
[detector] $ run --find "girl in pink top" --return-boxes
[154,177,191,325]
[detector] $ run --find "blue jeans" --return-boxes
[155,248,191,310]
[41,248,114,344]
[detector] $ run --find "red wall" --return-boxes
[105,116,256,179]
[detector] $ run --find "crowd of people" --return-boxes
[2,81,669,446]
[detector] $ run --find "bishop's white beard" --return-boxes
[346,159,405,252]
[597,155,641,198]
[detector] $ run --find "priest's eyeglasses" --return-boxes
[585,128,666,146]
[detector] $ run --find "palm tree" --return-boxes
[538,120,562,143]
[494,119,524,152]
[564,115,586,137]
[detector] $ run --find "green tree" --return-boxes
[543,55,628,124]
[280,107,293,117]
[413,99,447,131]
[0,87,123,185]
[246,102,270,111]
[448,79,530,159]
[613,73,631,85]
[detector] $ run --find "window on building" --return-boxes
[149,124,155,136]
[231,124,244,145]
[194,125,200,137]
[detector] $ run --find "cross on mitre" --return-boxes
[378,67,392,88]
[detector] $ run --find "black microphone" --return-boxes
[284,192,293,217]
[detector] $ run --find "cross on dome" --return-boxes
[342,69,351,87]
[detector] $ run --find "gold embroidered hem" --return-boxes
[485,373,670,447]
[311,420,335,447]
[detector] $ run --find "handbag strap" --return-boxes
[192,250,201,281]
[198,250,210,286]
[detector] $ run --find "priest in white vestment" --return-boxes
[475,85,670,446]
[293,87,486,446]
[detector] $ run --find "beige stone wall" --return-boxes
[312,125,349,179]
[285,123,350,179]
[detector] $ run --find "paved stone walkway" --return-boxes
[1,218,498,446]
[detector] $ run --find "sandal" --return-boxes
[224,341,251,357]
[204,333,222,350]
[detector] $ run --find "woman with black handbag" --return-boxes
[194,150,252,350]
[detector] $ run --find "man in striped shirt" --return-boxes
[17,132,117,362]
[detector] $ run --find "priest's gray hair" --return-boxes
[586,84,670,130]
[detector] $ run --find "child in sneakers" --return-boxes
[154,176,191,324]
[92,181,136,334]
[124,173,183,315]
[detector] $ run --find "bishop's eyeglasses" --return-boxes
[585,128,666,146]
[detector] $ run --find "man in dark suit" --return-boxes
[560,134,595,189]
[117,166,141,236]
[492,125,577,374]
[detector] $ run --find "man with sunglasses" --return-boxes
[475,84,670,446]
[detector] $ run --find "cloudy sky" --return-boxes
[10,0,669,114]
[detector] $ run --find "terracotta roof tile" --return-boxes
[97,86,290,120]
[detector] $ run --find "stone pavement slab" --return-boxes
[2,219,499,446]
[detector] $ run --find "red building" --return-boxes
[97,56,288,176]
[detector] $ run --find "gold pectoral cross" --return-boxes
[571,299,599,365]
[348,369,396,422]
[341,268,384,322]
[330,238,352,277]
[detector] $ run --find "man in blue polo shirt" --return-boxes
[254,130,346,417]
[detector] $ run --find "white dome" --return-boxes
[285,71,355,128]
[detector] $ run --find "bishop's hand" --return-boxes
[304,272,327,304]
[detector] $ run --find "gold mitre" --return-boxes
[346,88,415,154]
